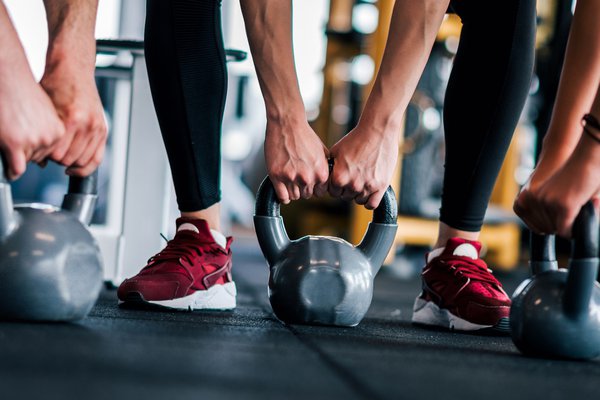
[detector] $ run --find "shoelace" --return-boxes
[146,232,221,268]
[440,256,501,286]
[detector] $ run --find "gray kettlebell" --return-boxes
[0,162,103,321]
[253,177,398,327]
[510,201,600,360]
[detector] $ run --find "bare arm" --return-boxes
[329,0,450,209]
[41,0,107,177]
[529,0,600,187]
[515,0,600,237]
[0,2,65,179]
[515,84,600,237]
[240,0,329,203]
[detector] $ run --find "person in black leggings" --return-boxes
[330,0,535,333]
[118,0,536,334]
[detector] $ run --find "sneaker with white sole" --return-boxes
[117,218,236,310]
[412,238,510,333]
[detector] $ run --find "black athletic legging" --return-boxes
[144,0,536,232]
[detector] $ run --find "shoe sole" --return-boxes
[120,282,237,311]
[412,297,509,334]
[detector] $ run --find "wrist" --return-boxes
[356,110,404,142]
[265,106,307,129]
[45,40,96,76]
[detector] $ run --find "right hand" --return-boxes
[264,118,330,204]
[0,79,65,180]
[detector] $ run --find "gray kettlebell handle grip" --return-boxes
[529,233,558,275]
[564,201,599,319]
[61,171,98,226]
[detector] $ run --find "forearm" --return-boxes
[0,3,35,85]
[239,0,305,123]
[359,0,450,139]
[541,0,600,161]
[43,0,98,74]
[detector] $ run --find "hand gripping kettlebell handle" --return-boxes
[61,171,99,226]
[253,177,398,271]
[564,201,599,319]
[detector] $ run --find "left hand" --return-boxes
[329,124,399,209]
[514,153,600,238]
[40,63,107,177]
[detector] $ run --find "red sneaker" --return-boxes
[117,218,236,310]
[412,238,510,333]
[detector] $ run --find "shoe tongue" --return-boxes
[444,237,481,260]
[175,218,213,241]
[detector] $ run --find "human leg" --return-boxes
[413,0,536,332]
[118,0,235,310]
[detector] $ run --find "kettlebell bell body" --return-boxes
[510,202,600,360]
[254,177,398,327]
[0,205,103,321]
[510,269,600,359]
[0,170,103,322]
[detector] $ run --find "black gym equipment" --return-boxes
[253,177,398,327]
[0,163,103,322]
[510,201,600,360]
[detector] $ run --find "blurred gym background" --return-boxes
[4,0,576,284]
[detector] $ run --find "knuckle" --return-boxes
[92,153,103,165]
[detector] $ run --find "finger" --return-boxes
[514,193,553,234]
[354,191,370,205]
[314,182,328,198]
[287,182,301,201]
[72,133,101,168]
[49,130,76,162]
[4,149,27,181]
[340,187,359,202]
[365,190,386,210]
[31,148,50,164]
[299,182,314,199]
[328,175,345,198]
[549,203,576,239]
[273,181,290,204]
[58,131,92,167]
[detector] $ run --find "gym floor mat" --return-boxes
[0,237,598,400]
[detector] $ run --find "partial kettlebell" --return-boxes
[253,177,398,327]
[510,201,600,360]
[0,163,103,321]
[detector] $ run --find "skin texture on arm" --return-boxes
[41,0,107,177]
[329,0,450,209]
[240,0,329,204]
[0,2,65,180]
[514,85,600,238]
[514,0,600,237]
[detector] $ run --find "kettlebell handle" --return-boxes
[529,233,558,274]
[254,177,398,271]
[564,201,599,319]
[254,177,397,224]
[0,155,98,231]
[61,171,99,226]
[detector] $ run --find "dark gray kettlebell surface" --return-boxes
[0,235,599,400]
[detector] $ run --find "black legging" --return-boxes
[145,0,226,212]
[442,0,536,231]
[145,0,536,233]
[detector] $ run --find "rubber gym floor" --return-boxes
[0,236,598,400]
